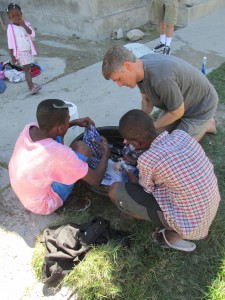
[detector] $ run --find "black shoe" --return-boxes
[153,42,165,52]
[163,46,171,55]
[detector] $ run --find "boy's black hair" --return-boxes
[119,109,157,141]
[36,99,69,131]
[6,3,21,13]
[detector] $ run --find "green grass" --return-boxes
[65,242,123,300]
[32,63,225,300]
[31,236,46,281]
[207,63,225,104]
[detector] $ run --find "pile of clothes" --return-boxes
[0,60,41,94]
[83,124,143,186]
[41,216,131,286]
[1,61,26,83]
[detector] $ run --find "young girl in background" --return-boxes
[6,3,41,95]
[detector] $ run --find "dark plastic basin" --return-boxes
[70,126,124,196]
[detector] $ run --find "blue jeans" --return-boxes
[51,136,88,201]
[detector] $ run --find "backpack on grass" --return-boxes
[41,216,130,286]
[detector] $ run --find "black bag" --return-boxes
[41,216,130,286]
[3,61,22,71]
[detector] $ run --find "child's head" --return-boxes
[7,3,22,23]
[36,99,72,133]
[119,109,157,150]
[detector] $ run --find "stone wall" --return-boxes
[1,0,151,40]
[1,0,224,40]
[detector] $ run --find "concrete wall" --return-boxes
[1,0,224,40]
[1,0,151,40]
[176,0,225,28]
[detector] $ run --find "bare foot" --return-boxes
[206,117,217,134]
[164,230,182,244]
[153,228,182,244]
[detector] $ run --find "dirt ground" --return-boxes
[0,23,159,76]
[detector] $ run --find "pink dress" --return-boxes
[7,21,37,59]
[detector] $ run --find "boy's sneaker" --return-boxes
[163,46,171,55]
[153,42,165,52]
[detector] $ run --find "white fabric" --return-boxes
[4,69,25,82]
[13,25,31,51]
[124,43,154,58]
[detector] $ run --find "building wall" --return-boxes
[1,0,224,40]
[1,0,151,40]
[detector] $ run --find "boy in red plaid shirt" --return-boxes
[109,109,220,252]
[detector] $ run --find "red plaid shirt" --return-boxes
[138,130,220,240]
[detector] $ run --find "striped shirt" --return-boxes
[138,130,220,240]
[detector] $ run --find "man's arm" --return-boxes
[141,93,154,114]
[154,103,184,129]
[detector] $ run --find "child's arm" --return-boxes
[8,49,17,64]
[18,19,35,38]
[7,25,17,64]
[69,117,95,128]
[18,19,32,34]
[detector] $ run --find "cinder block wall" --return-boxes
[1,0,224,40]
[1,0,152,40]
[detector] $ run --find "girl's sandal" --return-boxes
[30,84,42,95]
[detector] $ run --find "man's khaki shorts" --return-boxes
[158,100,218,139]
[151,0,179,25]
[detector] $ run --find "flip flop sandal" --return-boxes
[160,229,196,252]
[64,196,91,213]
[30,84,42,95]
[152,228,196,252]
[76,198,91,213]
[152,228,170,249]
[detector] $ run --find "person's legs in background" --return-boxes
[18,50,42,94]
[152,0,179,55]
[162,0,179,55]
[152,0,166,52]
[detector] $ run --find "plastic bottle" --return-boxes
[201,56,207,75]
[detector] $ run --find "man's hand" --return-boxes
[154,103,185,129]
[70,117,95,128]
